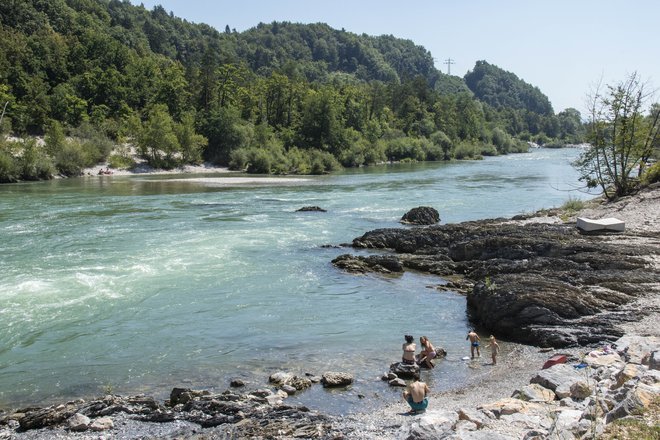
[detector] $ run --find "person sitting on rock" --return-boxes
[402,335,416,365]
[402,373,429,414]
[416,336,437,368]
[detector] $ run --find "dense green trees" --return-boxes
[0,0,583,184]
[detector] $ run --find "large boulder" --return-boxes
[321,372,353,388]
[530,364,586,399]
[401,206,440,225]
[390,362,420,379]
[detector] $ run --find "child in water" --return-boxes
[485,335,500,365]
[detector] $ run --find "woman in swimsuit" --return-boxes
[417,336,437,368]
[402,335,416,364]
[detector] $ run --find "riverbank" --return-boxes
[1,185,657,439]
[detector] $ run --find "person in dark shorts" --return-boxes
[466,329,481,358]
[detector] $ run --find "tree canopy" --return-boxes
[0,0,583,183]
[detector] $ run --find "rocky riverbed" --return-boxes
[1,185,658,439]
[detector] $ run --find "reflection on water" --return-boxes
[0,149,594,412]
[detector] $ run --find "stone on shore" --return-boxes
[530,364,586,399]
[512,384,556,403]
[90,416,113,431]
[67,413,91,431]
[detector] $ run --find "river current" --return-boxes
[0,148,592,413]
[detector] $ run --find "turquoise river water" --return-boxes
[0,148,592,414]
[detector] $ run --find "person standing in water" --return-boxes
[466,329,481,359]
[402,335,416,365]
[485,335,500,365]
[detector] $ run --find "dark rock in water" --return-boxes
[297,206,327,212]
[401,206,440,225]
[230,378,245,387]
[321,372,354,387]
[331,254,403,274]
[390,362,419,379]
[337,219,660,348]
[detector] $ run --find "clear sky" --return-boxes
[131,0,659,114]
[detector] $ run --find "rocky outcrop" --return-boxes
[331,254,404,274]
[400,206,440,225]
[0,387,334,438]
[335,216,660,347]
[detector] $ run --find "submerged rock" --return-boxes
[296,206,327,212]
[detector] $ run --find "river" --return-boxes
[0,148,592,414]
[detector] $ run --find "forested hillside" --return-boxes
[0,0,584,183]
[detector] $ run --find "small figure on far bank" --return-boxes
[402,335,416,365]
[466,329,481,359]
[402,373,429,414]
[485,335,500,365]
[417,336,436,369]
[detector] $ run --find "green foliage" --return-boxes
[560,197,585,213]
[0,0,576,182]
[641,162,660,186]
[0,147,19,183]
[176,112,207,165]
[54,141,86,176]
[465,60,553,115]
[44,120,66,157]
[430,130,453,160]
[139,104,180,168]
[19,139,55,180]
[453,140,482,160]
[575,73,660,199]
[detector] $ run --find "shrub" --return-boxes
[286,147,311,174]
[108,154,135,170]
[561,197,585,212]
[20,140,55,180]
[453,141,480,159]
[309,149,341,174]
[246,149,272,174]
[55,142,86,176]
[641,162,660,186]
[479,143,498,156]
[228,148,249,171]
[0,149,19,183]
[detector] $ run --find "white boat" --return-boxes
[576,217,625,232]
